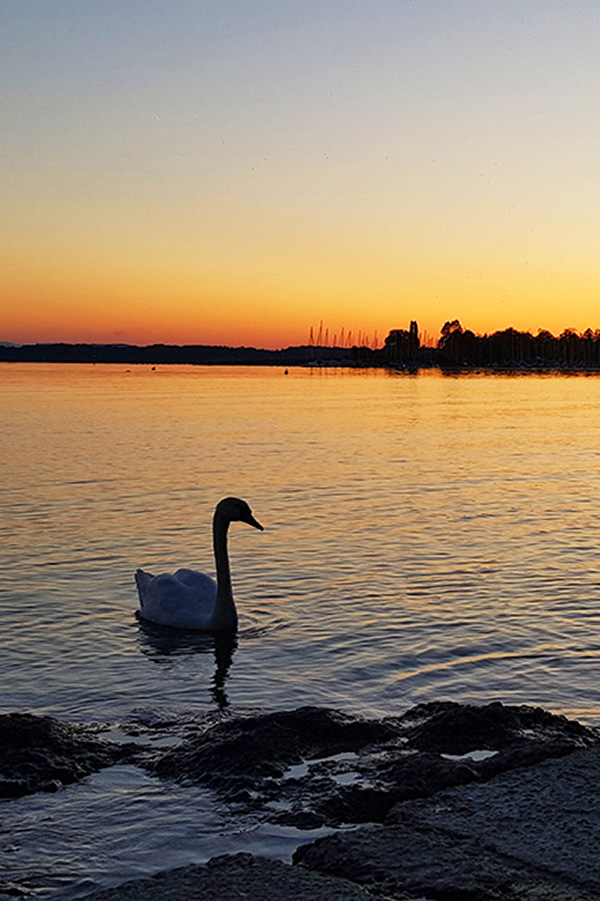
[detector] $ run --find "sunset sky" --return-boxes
[2,1,600,348]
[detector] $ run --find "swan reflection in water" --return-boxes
[136,619,237,710]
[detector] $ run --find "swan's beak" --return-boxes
[246,513,264,531]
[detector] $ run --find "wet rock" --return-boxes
[388,744,600,891]
[401,700,594,754]
[85,739,600,901]
[86,852,379,901]
[294,822,599,900]
[151,705,398,793]
[311,752,479,825]
[295,745,600,900]
[0,713,141,798]
[149,702,598,829]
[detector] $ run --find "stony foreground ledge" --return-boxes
[0,712,140,798]
[1,702,599,899]
[88,746,600,901]
[88,853,376,901]
[294,743,600,900]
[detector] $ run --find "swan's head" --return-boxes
[217,497,264,531]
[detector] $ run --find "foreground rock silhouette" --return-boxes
[0,713,140,798]
[87,745,600,900]
[2,702,599,899]
[88,853,376,901]
[148,701,595,828]
[294,744,600,900]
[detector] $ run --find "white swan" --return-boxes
[135,497,263,631]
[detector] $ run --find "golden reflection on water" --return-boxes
[2,363,600,724]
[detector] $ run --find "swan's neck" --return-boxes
[212,515,238,630]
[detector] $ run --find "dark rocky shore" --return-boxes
[1,702,599,899]
[0,713,139,799]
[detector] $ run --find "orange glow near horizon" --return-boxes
[4,237,600,349]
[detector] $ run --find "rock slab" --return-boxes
[149,701,597,828]
[296,745,600,900]
[0,713,140,798]
[87,853,380,901]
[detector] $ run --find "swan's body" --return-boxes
[135,497,263,631]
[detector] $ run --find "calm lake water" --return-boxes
[2,362,600,897]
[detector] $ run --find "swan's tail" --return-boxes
[135,568,153,606]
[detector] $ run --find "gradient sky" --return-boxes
[2,1,600,348]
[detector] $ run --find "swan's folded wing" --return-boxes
[174,568,216,594]
[135,569,219,629]
[139,573,187,605]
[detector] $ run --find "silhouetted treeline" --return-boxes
[433,320,600,370]
[352,320,600,370]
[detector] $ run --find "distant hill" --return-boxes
[0,342,351,365]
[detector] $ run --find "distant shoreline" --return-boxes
[2,341,600,373]
[0,342,354,367]
[4,317,600,373]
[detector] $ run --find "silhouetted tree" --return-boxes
[384,322,420,366]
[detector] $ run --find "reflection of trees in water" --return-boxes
[136,621,237,710]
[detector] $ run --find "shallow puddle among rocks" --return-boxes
[0,764,335,900]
